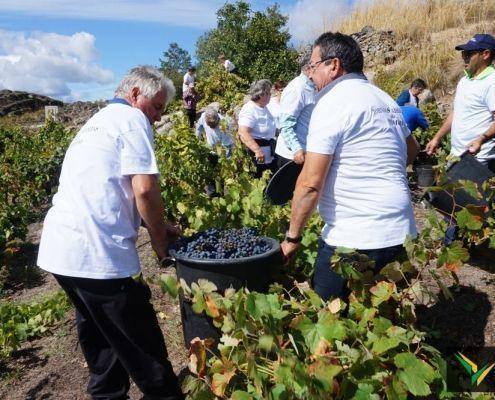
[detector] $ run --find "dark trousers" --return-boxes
[247,151,277,178]
[312,239,404,301]
[53,274,183,400]
[276,155,291,171]
[184,109,196,128]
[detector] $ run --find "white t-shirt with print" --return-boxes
[238,100,276,164]
[306,78,417,250]
[451,70,495,160]
[275,73,316,160]
[37,103,159,279]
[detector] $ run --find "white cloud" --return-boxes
[287,0,353,43]
[0,0,223,29]
[0,30,115,101]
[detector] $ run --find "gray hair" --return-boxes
[114,65,176,104]
[298,44,313,69]
[204,107,220,128]
[248,79,272,102]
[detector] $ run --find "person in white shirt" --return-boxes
[37,66,183,400]
[219,54,237,73]
[182,66,196,93]
[275,47,316,167]
[238,79,277,177]
[281,32,419,301]
[196,107,234,156]
[266,80,287,132]
[426,34,495,170]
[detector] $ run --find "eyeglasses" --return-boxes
[308,56,335,71]
[461,50,483,61]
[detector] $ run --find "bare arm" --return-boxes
[281,152,333,260]
[132,174,177,260]
[406,134,420,165]
[238,125,264,162]
[466,116,495,155]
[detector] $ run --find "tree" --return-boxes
[195,1,298,83]
[159,42,192,97]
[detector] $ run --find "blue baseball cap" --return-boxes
[455,34,495,51]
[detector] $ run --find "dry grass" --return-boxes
[336,0,495,96]
[338,0,495,41]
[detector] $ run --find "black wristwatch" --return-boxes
[285,232,302,243]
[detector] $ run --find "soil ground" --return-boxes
[1,198,495,399]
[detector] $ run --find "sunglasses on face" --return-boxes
[461,49,484,61]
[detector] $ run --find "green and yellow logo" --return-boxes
[455,352,495,387]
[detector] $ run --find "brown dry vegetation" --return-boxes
[338,0,495,98]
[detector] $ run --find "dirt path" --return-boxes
[1,200,495,399]
[0,226,187,400]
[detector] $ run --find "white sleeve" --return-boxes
[280,84,304,117]
[238,104,256,128]
[306,103,345,155]
[119,127,159,175]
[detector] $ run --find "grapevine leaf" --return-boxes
[231,390,253,400]
[394,352,437,396]
[159,274,179,298]
[437,241,469,272]
[456,207,484,230]
[370,281,396,306]
[307,358,342,392]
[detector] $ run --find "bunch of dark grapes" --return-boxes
[174,227,272,260]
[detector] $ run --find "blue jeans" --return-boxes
[312,239,404,301]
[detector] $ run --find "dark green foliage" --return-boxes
[160,42,193,97]
[195,1,298,83]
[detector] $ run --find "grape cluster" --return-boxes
[174,227,272,260]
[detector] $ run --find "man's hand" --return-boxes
[165,223,181,242]
[467,136,485,155]
[293,150,305,164]
[425,137,440,155]
[280,240,300,265]
[254,149,265,164]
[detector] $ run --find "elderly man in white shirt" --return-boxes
[281,32,419,301]
[37,66,184,400]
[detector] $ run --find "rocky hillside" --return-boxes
[0,90,62,117]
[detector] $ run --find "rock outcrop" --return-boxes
[352,26,399,67]
[59,101,107,128]
[0,90,63,117]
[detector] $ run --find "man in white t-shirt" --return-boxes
[182,66,196,93]
[275,46,316,167]
[426,34,495,170]
[280,32,419,301]
[37,66,184,400]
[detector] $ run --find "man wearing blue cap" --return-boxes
[426,34,495,169]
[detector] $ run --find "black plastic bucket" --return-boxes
[426,153,494,214]
[416,164,435,188]
[169,237,282,347]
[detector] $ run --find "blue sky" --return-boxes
[0,0,355,101]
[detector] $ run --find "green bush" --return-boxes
[0,291,70,359]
